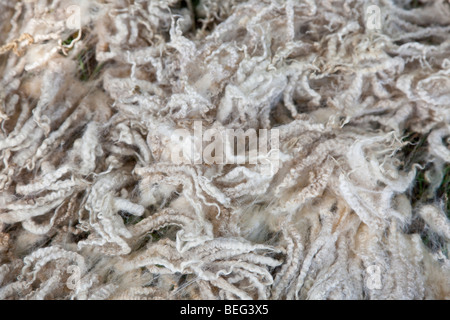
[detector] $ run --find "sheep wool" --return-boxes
[0,0,449,300]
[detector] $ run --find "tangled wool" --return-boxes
[0,0,449,300]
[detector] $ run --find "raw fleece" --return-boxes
[0,0,449,300]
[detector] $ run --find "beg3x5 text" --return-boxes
[180,304,269,317]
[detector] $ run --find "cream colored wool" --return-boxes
[0,0,449,300]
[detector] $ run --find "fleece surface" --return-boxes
[0,0,449,300]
